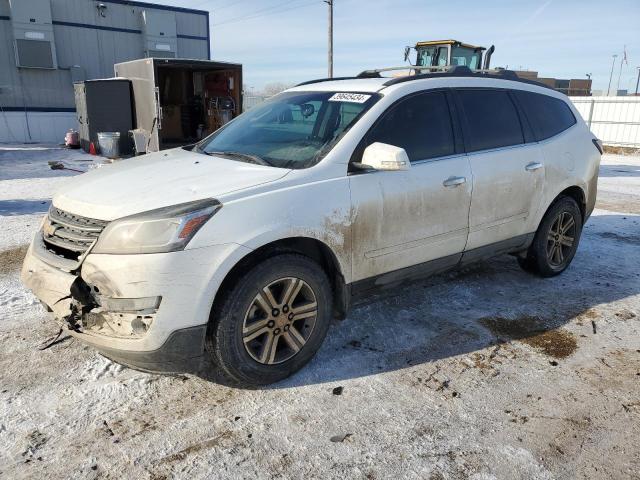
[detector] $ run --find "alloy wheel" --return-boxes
[546,211,576,267]
[242,277,318,365]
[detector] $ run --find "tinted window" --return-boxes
[366,91,455,161]
[515,91,576,141]
[458,89,524,152]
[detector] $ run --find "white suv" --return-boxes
[22,68,600,385]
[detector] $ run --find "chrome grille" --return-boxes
[42,207,108,260]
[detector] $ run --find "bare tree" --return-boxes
[261,82,293,97]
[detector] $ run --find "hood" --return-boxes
[53,148,290,220]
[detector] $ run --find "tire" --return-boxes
[518,195,583,277]
[516,255,536,273]
[206,254,332,386]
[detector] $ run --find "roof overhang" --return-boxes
[415,40,485,51]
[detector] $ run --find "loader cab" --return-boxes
[405,40,488,70]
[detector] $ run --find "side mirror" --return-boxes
[359,142,410,171]
[404,46,411,62]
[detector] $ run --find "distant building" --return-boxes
[514,71,592,96]
[0,0,210,143]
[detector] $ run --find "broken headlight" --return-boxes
[92,199,221,254]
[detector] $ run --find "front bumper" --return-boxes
[82,325,208,374]
[21,237,251,373]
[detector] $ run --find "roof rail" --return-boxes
[356,65,456,78]
[294,66,554,91]
[295,76,360,87]
[382,66,553,90]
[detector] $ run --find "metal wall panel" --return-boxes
[0,111,76,142]
[175,12,207,38]
[142,9,177,57]
[177,37,208,59]
[9,0,58,69]
[1,0,209,109]
[0,0,210,143]
[52,23,103,79]
[9,0,53,24]
[0,17,73,108]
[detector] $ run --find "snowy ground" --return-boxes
[0,146,639,479]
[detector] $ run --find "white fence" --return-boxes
[243,95,270,111]
[569,96,640,148]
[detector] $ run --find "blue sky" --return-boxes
[171,0,639,93]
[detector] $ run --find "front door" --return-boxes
[349,90,472,285]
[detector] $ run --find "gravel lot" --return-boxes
[1,146,639,479]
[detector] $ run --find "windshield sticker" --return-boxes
[329,93,371,103]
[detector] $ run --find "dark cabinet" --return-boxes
[74,79,135,155]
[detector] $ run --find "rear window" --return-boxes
[457,89,524,152]
[515,91,576,141]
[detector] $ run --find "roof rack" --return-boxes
[295,76,361,87]
[374,65,552,90]
[295,65,554,91]
[295,66,455,86]
[356,65,455,78]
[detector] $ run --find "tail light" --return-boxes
[592,138,603,155]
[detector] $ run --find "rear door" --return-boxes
[455,88,545,253]
[349,90,472,284]
[114,59,160,152]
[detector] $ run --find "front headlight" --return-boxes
[92,199,221,254]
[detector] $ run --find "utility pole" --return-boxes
[324,0,333,78]
[616,47,626,94]
[607,54,617,96]
[636,67,640,95]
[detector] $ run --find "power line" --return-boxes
[190,0,251,11]
[212,0,311,26]
[212,0,319,26]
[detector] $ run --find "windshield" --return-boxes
[416,46,448,66]
[197,91,379,169]
[451,46,481,69]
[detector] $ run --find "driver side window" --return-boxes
[364,91,455,162]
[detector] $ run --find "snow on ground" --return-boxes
[0,147,639,479]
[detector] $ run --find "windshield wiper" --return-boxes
[205,151,274,167]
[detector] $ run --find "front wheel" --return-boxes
[518,196,583,277]
[206,254,332,386]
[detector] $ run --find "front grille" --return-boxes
[42,207,109,261]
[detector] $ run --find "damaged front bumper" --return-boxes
[21,234,251,373]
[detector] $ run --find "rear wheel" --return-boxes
[518,196,582,277]
[206,254,332,386]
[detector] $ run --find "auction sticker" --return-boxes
[329,93,371,103]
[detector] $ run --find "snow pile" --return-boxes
[0,146,639,479]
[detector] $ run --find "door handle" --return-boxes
[443,176,466,187]
[525,162,543,172]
